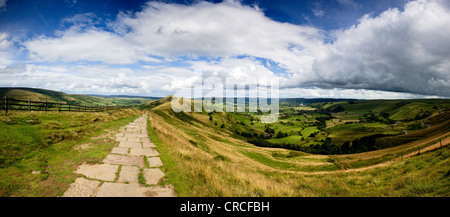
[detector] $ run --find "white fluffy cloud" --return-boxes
[309,0,450,96]
[0,32,13,67]
[8,0,450,97]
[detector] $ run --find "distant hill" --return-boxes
[87,94,161,100]
[138,95,173,110]
[0,87,156,107]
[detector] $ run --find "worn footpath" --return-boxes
[63,113,176,197]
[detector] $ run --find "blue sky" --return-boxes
[0,0,409,36]
[0,0,449,98]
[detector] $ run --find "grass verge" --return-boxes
[0,109,141,196]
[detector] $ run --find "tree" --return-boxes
[276,131,286,138]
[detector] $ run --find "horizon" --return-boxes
[1,86,449,100]
[0,0,449,99]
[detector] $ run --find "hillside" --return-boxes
[146,98,450,196]
[0,87,155,107]
[0,108,143,196]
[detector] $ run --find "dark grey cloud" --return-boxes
[305,0,450,97]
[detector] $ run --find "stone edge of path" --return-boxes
[63,113,176,197]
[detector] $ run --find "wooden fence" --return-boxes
[0,97,126,113]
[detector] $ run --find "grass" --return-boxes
[0,109,142,196]
[145,97,450,197]
[0,87,156,107]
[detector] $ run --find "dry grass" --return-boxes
[149,109,450,197]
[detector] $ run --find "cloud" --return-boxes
[0,64,162,95]
[25,1,322,72]
[0,32,13,67]
[0,0,6,11]
[12,0,450,97]
[25,27,156,64]
[307,0,450,97]
[336,0,361,9]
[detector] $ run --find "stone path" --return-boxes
[63,113,176,197]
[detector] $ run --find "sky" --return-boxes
[0,0,449,98]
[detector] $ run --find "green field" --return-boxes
[145,96,450,196]
[0,109,142,196]
[0,87,157,107]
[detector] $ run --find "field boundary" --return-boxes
[1,96,127,113]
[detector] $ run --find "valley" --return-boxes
[0,88,449,197]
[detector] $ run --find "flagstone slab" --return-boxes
[63,177,101,197]
[118,141,142,148]
[143,168,165,185]
[103,154,145,168]
[111,147,129,155]
[125,137,141,143]
[142,141,156,148]
[141,138,152,143]
[125,133,147,138]
[142,185,177,197]
[96,183,145,197]
[96,183,176,197]
[115,137,128,142]
[64,113,175,197]
[129,148,160,157]
[75,164,119,182]
[117,165,140,184]
[148,157,163,167]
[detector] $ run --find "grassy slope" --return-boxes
[0,87,153,107]
[147,99,450,196]
[0,109,142,196]
[320,99,450,120]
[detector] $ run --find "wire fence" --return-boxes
[0,97,126,113]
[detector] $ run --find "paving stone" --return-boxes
[96,182,176,197]
[63,177,101,197]
[115,136,128,142]
[118,141,142,148]
[141,137,152,143]
[143,168,165,185]
[129,148,160,157]
[142,185,177,197]
[111,147,129,155]
[126,133,146,138]
[148,157,163,167]
[75,164,119,182]
[142,141,156,148]
[96,183,145,197]
[118,165,140,183]
[127,125,140,129]
[126,137,141,143]
[63,113,175,197]
[103,154,145,167]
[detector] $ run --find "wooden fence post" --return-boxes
[28,98,31,112]
[440,139,443,148]
[59,101,61,113]
[4,96,7,114]
[84,106,87,112]
[45,100,48,112]
[68,104,71,112]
